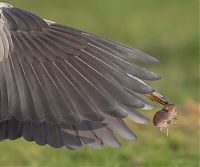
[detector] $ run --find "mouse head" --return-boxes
[161,103,175,114]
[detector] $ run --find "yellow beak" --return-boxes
[144,91,169,105]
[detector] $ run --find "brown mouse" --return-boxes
[153,103,178,136]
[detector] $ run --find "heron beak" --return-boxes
[144,91,169,105]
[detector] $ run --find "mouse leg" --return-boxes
[166,126,169,136]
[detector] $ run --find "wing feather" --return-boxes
[82,33,160,64]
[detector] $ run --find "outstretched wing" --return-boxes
[0,3,160,149]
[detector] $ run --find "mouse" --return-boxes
[153,103,178,136]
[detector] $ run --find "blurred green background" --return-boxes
[0,0,199,166]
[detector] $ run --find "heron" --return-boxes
[0,2,171,150]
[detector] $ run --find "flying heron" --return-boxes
[0,3,170,150]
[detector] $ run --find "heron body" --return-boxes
[0,2,162,150]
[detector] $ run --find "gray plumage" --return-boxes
[0,3,160,150]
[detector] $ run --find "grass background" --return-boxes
[0,0,199,166]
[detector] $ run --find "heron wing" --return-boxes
[0,4,160,149]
